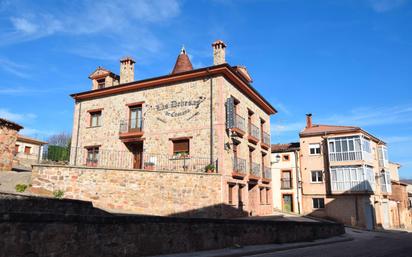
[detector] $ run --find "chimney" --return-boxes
[212,40,226,65]
[120,56,135,84]
[306,113,313,128]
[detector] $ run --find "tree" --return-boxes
[47,132,71,147]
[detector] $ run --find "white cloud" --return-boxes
[0,57,31,78]
[368,0,408,12]
[0,108,37,122]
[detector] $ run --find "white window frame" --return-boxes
[309,143,321,155]
[311,170,323,183]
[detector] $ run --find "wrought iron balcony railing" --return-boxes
[250,162,261,177]
[262,131,270,146]
[249,123,260,140]
[234,114,246,132]
[119,118,144,134]
[233,157,247,175]
[281,178,292,189]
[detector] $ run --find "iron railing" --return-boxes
[234,114,246,132]
[233,157,247,175]
[40,146,216,173]
[250,162,261,177]
[262,131,270,145]
[281,178,292,189]
[263,166,271,179]
[119,118,144,134]
[249,123,260,140]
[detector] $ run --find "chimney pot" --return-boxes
[306,113,312,128]
[120,56,135,84]
[212,40,226,65]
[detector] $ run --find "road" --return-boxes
[248,228,412,257]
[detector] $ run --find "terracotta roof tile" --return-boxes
[271,142,300,152]
[300,124,360,135]
[171,47,193,74]
[0,118,23,130]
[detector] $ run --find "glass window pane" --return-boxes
[336,141,341,152]
[348,140,354,151]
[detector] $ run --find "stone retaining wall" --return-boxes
[31,164,226,217]
[0,194,345,257]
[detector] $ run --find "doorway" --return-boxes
[282,194,293,213]
[129,142,143,169]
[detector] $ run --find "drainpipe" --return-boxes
[294,149,302,214]
[73,101,82,166]
[207,69,214,168]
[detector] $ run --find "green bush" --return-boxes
[47,145,70,162]
[15,184,28,192]
[53,190,64,199]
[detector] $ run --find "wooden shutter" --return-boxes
[173,139,189,153]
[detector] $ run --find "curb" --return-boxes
[155,236,354,257]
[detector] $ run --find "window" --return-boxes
[90,111,102,127]
[228,184,235,204]
[24,146,31,155]
[97,78,105,89]
[312,198,325,209]
[266,188,270,204]
[330,165,375,192]
[282,154,290,161]
[129,105,143,131]
[309,143,321,155]
[311,171,323,183]
[172,139,189,157]
[281,171,292,189]
[15,144,19,153]
[328,136,362,161]
[86,147,99,167]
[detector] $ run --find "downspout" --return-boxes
[73,101,82,165]
[294,149,301,214]
[207,69,214,168]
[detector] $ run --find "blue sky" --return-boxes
[0,0,411,178]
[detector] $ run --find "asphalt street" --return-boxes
[247,228,412,257]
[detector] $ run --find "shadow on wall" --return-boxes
[304,180,385,230]
[0,192,344,257]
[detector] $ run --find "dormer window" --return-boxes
[97,78,105,89]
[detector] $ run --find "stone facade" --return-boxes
[31,164,225,217]
[64,41,276,217]
[0,193,345,256]
[0,118,22,171]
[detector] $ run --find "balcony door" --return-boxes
[129,105,142,131]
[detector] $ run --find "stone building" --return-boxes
[13,134,47,169]
[62,40,276,217]
[0,118,23,171]
[271,143,301,214]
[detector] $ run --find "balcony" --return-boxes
[119,118,144,141]
[232,157,247,177]
[249,162,261,180]
[281,178,292,189]
[231,114,246,137]
[248,124,260,144]
[327,136,373,164]
[329,151,362,162]
[330,165,375,194]
[261,131,270,150]
[262,166,271,183]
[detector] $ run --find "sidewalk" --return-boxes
[151,234,353,257]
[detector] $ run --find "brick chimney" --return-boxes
[120,56,135,84]
[212,40,226,65]
[306,113,313,128]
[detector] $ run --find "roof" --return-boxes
[17,134,47,145]
[171,48,193,74]
[71,63,277,115]
[88,66,119,80]
[0,118,23,130]
[300,124,384,144]
[271,142,300,153]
